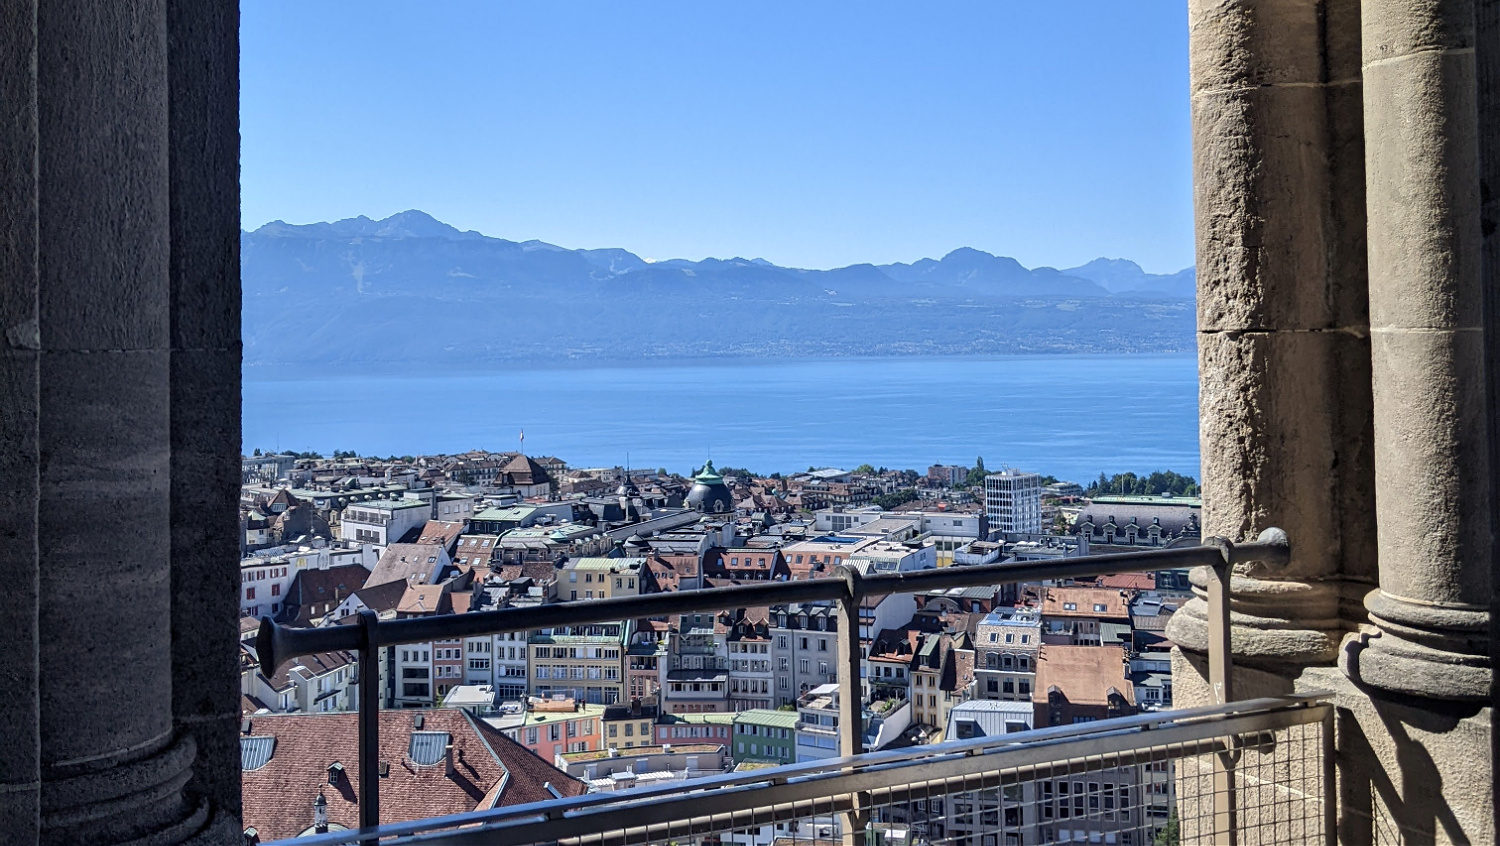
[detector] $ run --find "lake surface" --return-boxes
[243,354,1200,484]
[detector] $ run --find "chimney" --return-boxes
[445,743,456,777]
[312,788,329,834]
[630,697,641,717]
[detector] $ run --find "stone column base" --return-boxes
[1339,590,1491,702]
[1165,571,1343,668]
[39,733,207,846]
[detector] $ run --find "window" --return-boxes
[1094,603,1108,612]
[1063,602,1077,611]
[271,583,280,597]
[245,587,255,600]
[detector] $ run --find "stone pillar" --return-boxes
[0,1,240,843]
[167,0,243,830]
[1345,0,1493,701]
[0,3,42,842]
[1167,0,1374,672]
[33,2,207,842]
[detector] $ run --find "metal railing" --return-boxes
[278,692,1333,846]
[256,530,1292,843]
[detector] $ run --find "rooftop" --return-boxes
[1087,494,1202,507]
[733,709,800,730]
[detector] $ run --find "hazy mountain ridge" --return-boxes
[243,210,1196,370]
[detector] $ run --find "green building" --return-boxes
[732,709,798,764]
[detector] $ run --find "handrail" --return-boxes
[255,529,1291,838]
[274,692,1331,846]
[257,537,1287,670]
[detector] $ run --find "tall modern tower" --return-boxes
[984,469,1043,534]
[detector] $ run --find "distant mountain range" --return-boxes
[243,210,1195,370]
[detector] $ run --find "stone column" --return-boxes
[0,1,239,842]
[0,2,42,841]
[33,2,207,842]
[1346,0,1492,701]
[1167,0,1374,673]
[167,0,243,831]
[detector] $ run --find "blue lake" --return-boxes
[242,354,1201,484]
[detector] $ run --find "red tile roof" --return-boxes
[240,709,584,840]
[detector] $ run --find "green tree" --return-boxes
[1152,809,1180,846]
[1084,470,1199,497]
[964,456,989,488]
[854,464,876,475]
[874,489,919,510]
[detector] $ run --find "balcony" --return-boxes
[257,537,1316,844]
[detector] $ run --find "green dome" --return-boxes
[694,460,723,484]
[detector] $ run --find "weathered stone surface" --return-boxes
[1187,0,1374,672]
[0,2,40,843]
[1309,664,1492,844]
[1168,570,1342,665]
[1193,84,1341,332]
[1363,51,1482,331]
[35,344,181,826]
[1362,0,1476,58]
[167,0,241,824]
[1368,329,1490,607]
[1356,0,1491,703]
[1198,330,1364,582]
[1189,0,1325,90]
[34,0,170,353]
[0,0,239,841]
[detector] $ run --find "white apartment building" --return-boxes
[974,608,1041,702]
[241,649,356,714]
[340,498,431,549]
[463,631,530,701]
[814,507,985,539]
[392,643,433,708]
[984,469,1043,534]
[239,542,376,618]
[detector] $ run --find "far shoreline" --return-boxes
[242,349,1200,383]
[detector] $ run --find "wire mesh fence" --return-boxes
[288,696,1331,846]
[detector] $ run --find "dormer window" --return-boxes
[327,761,344,782]
[1094,603,1108,612]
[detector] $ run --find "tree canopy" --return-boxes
[1085,470,1199,497]
[874,488,919,510]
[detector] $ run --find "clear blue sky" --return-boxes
[241,2,1193,273]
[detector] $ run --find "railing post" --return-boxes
[357,608,381,839]
[1322,704,1337,846]
[1205,537,1237,845]
[834,566,867,846]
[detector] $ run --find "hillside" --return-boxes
[243,211,1196,370]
